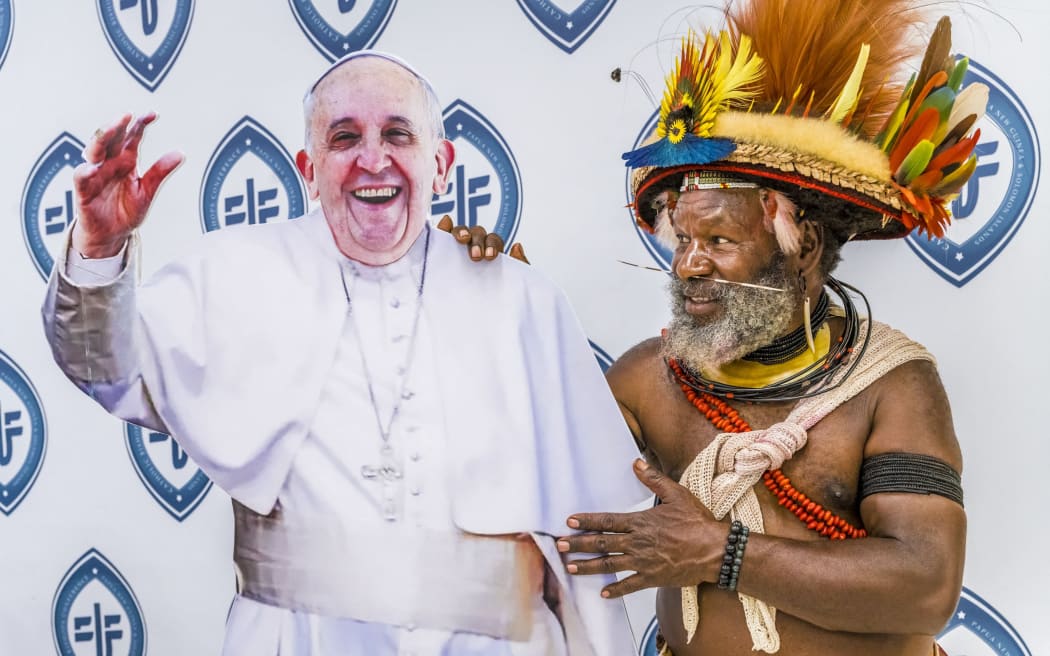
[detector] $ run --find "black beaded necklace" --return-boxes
[742,291,830,364]
[673,277,872,403]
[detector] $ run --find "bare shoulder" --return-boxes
[865,357,962,470]
[606,337,664,399]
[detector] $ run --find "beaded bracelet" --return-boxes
[716,520,749,591]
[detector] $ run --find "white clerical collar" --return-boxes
[296,209,430,282]
[344,223,429,283]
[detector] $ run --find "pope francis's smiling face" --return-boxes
[297,56,454,266]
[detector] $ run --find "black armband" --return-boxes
[859,452,963,507]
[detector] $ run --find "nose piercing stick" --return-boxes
[616,260,786,293]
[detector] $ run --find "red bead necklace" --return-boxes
[669,358,866,540]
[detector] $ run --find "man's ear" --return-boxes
[797,220,825,277]
[295,150,320,200]
[432,139,455,195]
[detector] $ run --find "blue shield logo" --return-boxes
[638,615,660,656]
[0,350,46,516]
[627,111,673,270]
[516,0,616,54]
[52,549,147,656]
[200,116,308,233]
[289,0,396,62]
[937,587,1031,655]
[906,60,1040,286]
[432,100,522,249]
[96,0,194,91]
[0,0,13,71]
[590,340,614,374]
[124,424,212,522]
[21,133,85,280]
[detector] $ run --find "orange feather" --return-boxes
[727,0,925,138]
[926,129,980,173]
[910,169,944,191]
[889,108,939,171]
[899,70,949,132]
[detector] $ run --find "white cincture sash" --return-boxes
[232,502,544,641]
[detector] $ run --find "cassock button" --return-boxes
[401,390,415,400]
[410,452,421,462]
[390,298,401,309]
[410,487,422,496]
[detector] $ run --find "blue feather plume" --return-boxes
[622,135,737,169]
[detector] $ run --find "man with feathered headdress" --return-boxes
[555,1,981,654]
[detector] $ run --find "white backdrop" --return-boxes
[0,1,1046,655]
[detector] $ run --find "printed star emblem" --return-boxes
[955,252,964,261]
[456,123,463,132]
[567,21,574,29]
[957,611,966,620]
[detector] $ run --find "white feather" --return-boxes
[769,191,801,255]
[946,83,989,137]
[651,190,680,249]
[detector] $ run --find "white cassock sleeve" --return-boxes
[42,219,350,514]
[44,231,170,433]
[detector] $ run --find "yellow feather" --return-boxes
[695,31,764,136]
[656,53,681,138]
[722,35,765,105]
[829,43,870,124]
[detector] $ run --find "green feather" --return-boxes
[895,140,936,186]
[920,86,956,122]
[920,87,956,143]
[948,57,969,93]
[877,74,915,151]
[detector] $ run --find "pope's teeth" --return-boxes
[355,188,396,198]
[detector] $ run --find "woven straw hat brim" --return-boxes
[628,112,910,241]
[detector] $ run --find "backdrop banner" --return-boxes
[1,2,1045,654]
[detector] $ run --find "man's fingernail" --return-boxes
[485,246,495,258]
[636,459,650,471]
[567,563,578,574]
[458,229,468,237]
[471,245,481,258]
[567,518,580,529]
[601,590,611,598]
[557,540,569,552]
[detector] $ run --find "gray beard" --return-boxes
[663,256,801,370]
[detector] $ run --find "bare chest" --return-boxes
[639,378,873,527]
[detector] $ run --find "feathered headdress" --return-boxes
[626,0,988,243]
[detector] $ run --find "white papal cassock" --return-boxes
[42,210,650,656]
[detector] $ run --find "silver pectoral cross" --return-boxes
[360,463,403,482]
[360,445,403,521]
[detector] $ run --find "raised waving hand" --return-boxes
[72,113,183,258]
